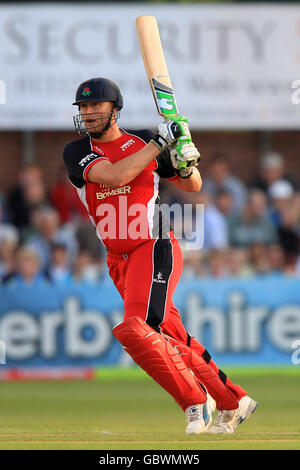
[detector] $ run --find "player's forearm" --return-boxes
[116,142,160,187]
[173,168,202,192]
[88,142,160,187]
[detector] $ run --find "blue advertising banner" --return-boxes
[0,276,299,368]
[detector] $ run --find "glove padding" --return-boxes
[151,116,191,151]
[170,139,201,171]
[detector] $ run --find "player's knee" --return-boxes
[124,301,148,321]
[112,315,155,347]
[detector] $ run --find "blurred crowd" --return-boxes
[161,151,300,279]
[0,165,108,287]
[1,149,300,287]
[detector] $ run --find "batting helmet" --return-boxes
[73,77,123,109]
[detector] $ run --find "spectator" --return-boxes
[50,167,104,261]
[50,166,88,224]
[268,179,295,226]
[207,249,229,278]
[180,242,207,278]
[202,153,247,213]
[17,247,42,284]
[8,165,49,231]
[249,243,270,276]
[203,193,229,250]
[278,229,299,277]
[181,191,229,250]
[276,201,300,277]
[226,248,254,278]
[3,246,44,286]
[25,206,78,270]
[252,151,297,194]
[0,196,18,239]
[0,192,10,223]
[215,188,235,219]
[75,222,105,261]
[0,197,20,280]
[0,226,19,281]
[229,189,278,247]
[268,244,285,276]
[45,242,72,284]
[72,249,105,284]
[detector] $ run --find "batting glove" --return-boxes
[170,138,201,172]
[151,116,191,151]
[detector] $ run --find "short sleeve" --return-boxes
[63,138,108,188]
[123,128,177,180]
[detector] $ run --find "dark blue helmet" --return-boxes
[73,77,123,110]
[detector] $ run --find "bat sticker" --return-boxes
[152,78,178,117]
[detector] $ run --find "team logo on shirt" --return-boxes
[96,185,131,199]
[79,153,98,167]
[120,139,135,151]
[153,272,166,284]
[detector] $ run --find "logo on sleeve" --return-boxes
[79,153,98,167]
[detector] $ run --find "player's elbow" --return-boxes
[87,165,123,188]
[114,176,127,188]
[185,174,202,192]
[192,178,202,192]
[107,176,124,188]
[108,167,132,188]
[100,173,130,188]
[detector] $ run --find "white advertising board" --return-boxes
[0,4,299,130]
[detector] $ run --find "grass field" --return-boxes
[0,367,299,450]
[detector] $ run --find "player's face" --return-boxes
[79,101,115,133]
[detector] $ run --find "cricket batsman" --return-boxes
[63,77,257,434]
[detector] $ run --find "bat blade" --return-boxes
[136,15,179,119]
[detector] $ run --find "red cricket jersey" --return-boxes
[63,129,177,254]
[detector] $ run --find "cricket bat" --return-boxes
[136,15,179,120]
